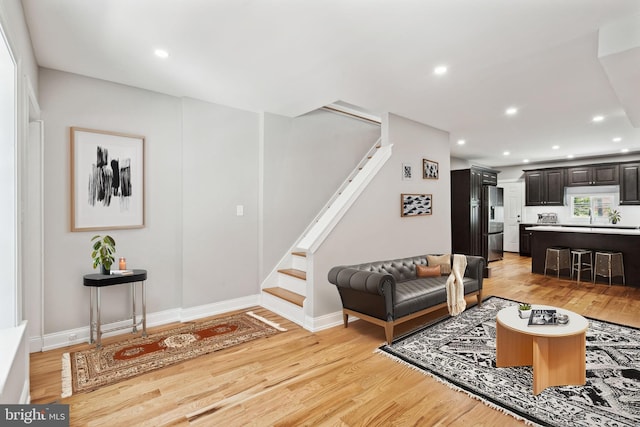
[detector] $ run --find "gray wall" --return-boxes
[40,68,183,332]
[313,113,452,317]
[37,68,383,334]
[181,97,260,307]
[261,110,380,279]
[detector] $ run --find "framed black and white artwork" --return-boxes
[401,193,432,217]
[402,163,413,181]
[70,127,145,231]
[423,159,439,179]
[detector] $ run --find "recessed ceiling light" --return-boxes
[613,137,622,142]
[567,154,574,159]
[552,145,559,150]
[505,107,518,115]
[592,115,604,122]
[503,151,510,156]
[433,65,448,75]
[457,139,466,145]
[523,159,530,163]
[621,148,629,153]
[154,49,169,58]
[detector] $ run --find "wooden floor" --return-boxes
[30,253,640,426]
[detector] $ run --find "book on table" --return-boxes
[528,309,557,326]
[110,269,134,276]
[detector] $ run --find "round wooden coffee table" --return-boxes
[496,305,589,394]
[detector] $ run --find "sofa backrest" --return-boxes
[349,255,428,282]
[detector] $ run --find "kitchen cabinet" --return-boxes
[566,164,619,186]
[620,162,640,205]
[524,168,564,206]
[519,223,534,256]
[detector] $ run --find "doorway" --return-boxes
[500,181,524,253]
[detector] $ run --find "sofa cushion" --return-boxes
[427,254,452,275]
[394,277,478,319]
[416,264,440,277]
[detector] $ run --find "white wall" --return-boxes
[313,113,451,317]
[181,98,260,307]
[40,69,183,332]
[261,110,380,280]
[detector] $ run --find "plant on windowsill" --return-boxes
[91,235,116,275]
[518,302,532,318]
[609,210,621,225]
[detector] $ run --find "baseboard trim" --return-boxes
[35,294,342,352]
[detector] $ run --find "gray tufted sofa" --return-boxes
[327,254,485,343]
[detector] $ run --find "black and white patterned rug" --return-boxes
[378,296,640,426]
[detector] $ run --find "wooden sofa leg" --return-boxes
[477,290,483,307]
[343,312,349,328]
[385,322,394,344]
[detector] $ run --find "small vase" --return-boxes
[100,265,110,275]
[519,309,531,319]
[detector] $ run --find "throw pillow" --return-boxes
[416,264,440,277]
[426,254,452,275]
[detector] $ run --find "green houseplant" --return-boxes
[609,209,621,224]
[518,302,532,318]
[91,235,116,274]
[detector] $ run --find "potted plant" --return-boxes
[518,302,532,318]
[91,235,116,275]
[609,209,621,224]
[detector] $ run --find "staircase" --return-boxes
[260,138,392,328]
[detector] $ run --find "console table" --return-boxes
[83,269,147,348]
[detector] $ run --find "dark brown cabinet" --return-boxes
[524,168,564,206]
[519,223,534,256]
[566,164,619,186]
[620,162,640,205]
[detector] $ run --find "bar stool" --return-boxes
[544,247,571,278]
[593,251,625,286]
[570,249,593,283]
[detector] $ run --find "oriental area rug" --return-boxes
[378,296,640,427]
[61,311,286,397]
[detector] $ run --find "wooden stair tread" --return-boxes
[278,268,306,280]
[291,252,306,257]
[263,287,305,307]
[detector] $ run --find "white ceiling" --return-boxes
[20,0,640,167]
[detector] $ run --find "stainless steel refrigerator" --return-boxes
[483,186,504,262]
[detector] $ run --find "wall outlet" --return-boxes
[68,333,77,341]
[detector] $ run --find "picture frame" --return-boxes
[423,158,439,179]
[402,163,414,181]
[70,127,145,231]
[401,193,432,217]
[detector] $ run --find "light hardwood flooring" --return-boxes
[30,253,640,426]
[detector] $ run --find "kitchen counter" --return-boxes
[526,225,640,235]
[527,226,639,286]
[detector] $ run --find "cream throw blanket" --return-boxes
[446,254,467,316]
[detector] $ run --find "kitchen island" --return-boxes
[527,225,640,286]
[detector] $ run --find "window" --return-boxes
[570,194,615,221]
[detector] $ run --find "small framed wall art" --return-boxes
[402,163,414,180]
[70,127,145,231]
[423,158,439,179]
[401,193,432,217]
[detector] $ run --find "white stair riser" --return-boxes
[261,293,305,326]
[278,273,306,296]
[291,255,307,271]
